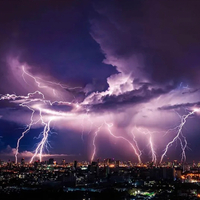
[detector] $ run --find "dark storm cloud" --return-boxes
[0,0,116,93]
[159,102,200,111]
[0,100,17,108]
[90,84,173,111]
[1,0,200,162]
[92,0,200,87]
[182,88,200,95]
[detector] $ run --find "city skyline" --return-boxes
[0,0,200,163]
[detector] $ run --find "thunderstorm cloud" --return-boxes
[0,0,200,162]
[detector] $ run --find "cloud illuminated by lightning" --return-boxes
[1,61,200,164]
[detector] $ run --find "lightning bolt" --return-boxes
[1,64,199,164]
[160,109,197,163]
[131,130,142,160]
[0,66,85,163]
[15,103,40,164]
[0,81,79,163]
[104,121,142,163]
[22,66,82,91]
[90,124,103,162]
[0,90,79,163]
[30,117,53,163]
[21,66,83,162]
[178,134,187,162]
[0,91,50,163]
[135,127,157,164]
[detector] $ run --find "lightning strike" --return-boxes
[30,117,53,163]
[0,86,81,163]
[136,127,157,164]
[15,103,39,164]
[0,91,46,163]
[104,121,142,163]
[160,109,198,163]
[22,66,82,92]
[1,63,199,164]
[131,130,142,159]
[91,125,103,162]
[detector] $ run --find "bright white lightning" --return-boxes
[91,124,103,162]
[22,66,82,91]
[0,92,45,163]
[160,109,197,163]
[178,134,187,162]
[104,121,142,163]
[0,87,79,163]
[30,117,53,163]
[131,130,142,159]
[135,127,157,164]
[1,64,200,164]
[15,102,41,164]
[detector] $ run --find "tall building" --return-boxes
[48,158,54,165]
[34,160,39,169]
[116,160,120,168]
[105,158,112,165]
[62,159,66,165]
[91,161,97,166]
[74,160,77,169]
[21,158,25,165]
[88,161,99,176]
[106,165,110,177]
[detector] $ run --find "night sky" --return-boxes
[0,0,200,163]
